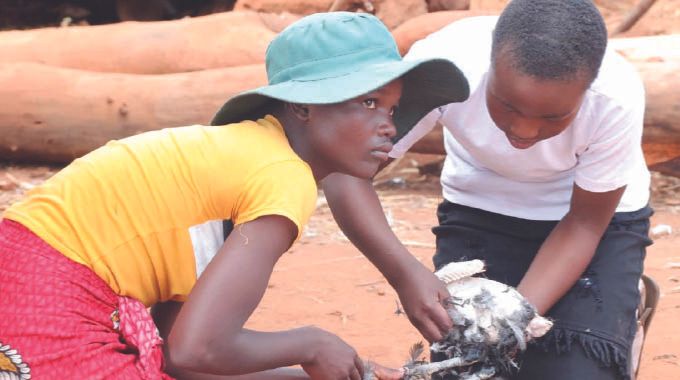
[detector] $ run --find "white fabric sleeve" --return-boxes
[575,98,645,193]
[389,108,443,158]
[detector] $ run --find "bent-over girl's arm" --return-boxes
[152,301,309,380]
[322,172,452,342]
[517,184,625,314]
[164,215,363,379]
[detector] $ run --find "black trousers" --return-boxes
[432,201,653,380]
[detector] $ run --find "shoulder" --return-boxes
[197,117,301,166]
[232,117,317,197]
[235,159,318,239]
[586,48,645,114]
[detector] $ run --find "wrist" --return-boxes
[295,326,325,365]
[384,254,428,290]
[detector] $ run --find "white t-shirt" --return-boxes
[391,16,650,220]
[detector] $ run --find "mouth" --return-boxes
[371,143,394,161]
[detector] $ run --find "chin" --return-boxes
[506,136,538,150]
[348,165,380,180]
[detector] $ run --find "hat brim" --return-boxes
[210,58,469,141]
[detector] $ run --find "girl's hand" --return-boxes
[300,327,364,380]
[393,264,453,343]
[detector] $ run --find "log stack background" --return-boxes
[0,0,678,172]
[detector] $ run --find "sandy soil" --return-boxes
[1,156,679,379]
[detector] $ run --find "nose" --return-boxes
[509,117,541,140]
[378,117,397,139]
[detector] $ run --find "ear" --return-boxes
[287,103,310,122]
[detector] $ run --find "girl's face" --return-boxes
[486,53,590,149]
[305,79,403,179]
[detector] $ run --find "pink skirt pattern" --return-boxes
[0,219,173,379]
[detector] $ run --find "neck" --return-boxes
[270,109,330,182]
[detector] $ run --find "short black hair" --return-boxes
[491,0,607,84]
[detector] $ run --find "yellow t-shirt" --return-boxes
[4,116,317,306]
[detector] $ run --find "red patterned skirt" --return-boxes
[0,219,173,379]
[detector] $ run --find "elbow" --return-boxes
[166,330,247,375]
[166,331,220,373]
[165,337,204,372]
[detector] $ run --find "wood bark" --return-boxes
[0,8,478,75]
[238,0,429,29]
[235,0,333,14]
[426,0,471,12]
[392,10,496,55]
[0,63,266,163]
[611,35,680,160]
[0,11,300,74]
[0,12,677,164]
[469,0,507,10]
[610,0,660,36]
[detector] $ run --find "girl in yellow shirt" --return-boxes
[0,11,468,380]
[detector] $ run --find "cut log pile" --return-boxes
[0,4,678,165]
[0,10,298,74]
[0,63,266,162]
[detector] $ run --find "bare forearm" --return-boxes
[155,302,316,376]
[168,365,308,380]
[518,185,624,315]
[164,217,326,375]
[167,336,309,380]
[322,173,453,342]
[517,215,602,314]
[196,327,328,374]
[171,287,328,374]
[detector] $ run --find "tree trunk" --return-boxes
[0,11,299,74]
[0,63,266,163]
[0,13,677,164]
[392,10,497,55]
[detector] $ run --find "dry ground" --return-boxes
[251,162,680,380]
[1,155,679,379]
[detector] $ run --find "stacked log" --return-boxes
[0,11,299,74]
[236,0,429,29]
[392,10,496,55]
[0,9,677,164]
[0,63,266,162]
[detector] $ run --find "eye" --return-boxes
[389,106,397,116]
[362,99,377,109]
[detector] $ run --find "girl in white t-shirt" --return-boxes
[323,1,652,379]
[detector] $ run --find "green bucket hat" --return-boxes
[211,12,469,141]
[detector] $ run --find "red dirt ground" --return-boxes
[1,155,678,379]
[246,160,680,380]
